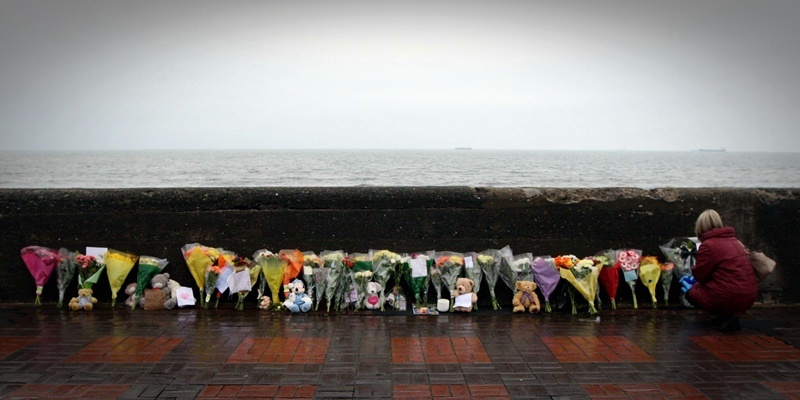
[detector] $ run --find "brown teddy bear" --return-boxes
[451,277,477,312]
[513,281,541,313]
[69,288,98,311]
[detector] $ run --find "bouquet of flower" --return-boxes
[616,249,642,309]
[348,253,372,311]
[20,246,59,306]
[558,256,601,315]
[76,252,106,290]
[429,256,444,304]
[204,254,229,309]
[532,256,560,312]
[512,253,534,287]
[659,261,674,306]
[497,246,517,294]
[463,252,485,310]
[103,249,138,307]
[400,252,433,307]
[659,237,699,308]
[639,256,661,309]
[253,249,285,306]
[131,255,168,310]
[478,249,503,310]
[322,250,346,312]
[181,243,221,308]
[280,249,304,299]
[555,255,578,314]
[56,248,77,308]
[303,252,322,309]
[312,253,332,311]
[435,252,465,312]
[214,260,235,308]
[370,249,402,311]
[227,256,254,311]
[595,249,620,310]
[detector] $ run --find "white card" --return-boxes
[465,256,474,269]
[86,247,108,261]
[303,265,313,276]
[455,293,473,308]
[410,258,427,277]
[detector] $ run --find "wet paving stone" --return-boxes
[0,305,799,398]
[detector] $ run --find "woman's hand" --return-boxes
[679,276,696,293]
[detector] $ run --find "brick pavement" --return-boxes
[0,305,799,399]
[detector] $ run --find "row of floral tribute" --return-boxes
[20,238,700,314]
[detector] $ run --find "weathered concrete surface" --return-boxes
[1,187,797,304]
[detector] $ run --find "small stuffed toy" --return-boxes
[451,277,478,312]
[364,281,383,310]
[69,288,98,311]
[166,278,180,309]
[513,280,541,313]
[124,283,138,308]
[283,279,312,313]
[258,295,272,310]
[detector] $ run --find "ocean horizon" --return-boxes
[2,149,798,189]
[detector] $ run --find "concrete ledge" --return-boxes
[1,187,797,304]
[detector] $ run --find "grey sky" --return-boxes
[1,0,798,151]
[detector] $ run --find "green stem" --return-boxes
[545,300,552,313]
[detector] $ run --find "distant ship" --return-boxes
[699,148,726,152]
[454,147,473,150]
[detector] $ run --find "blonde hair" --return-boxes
[695,209,724,237]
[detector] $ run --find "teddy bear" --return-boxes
[364,281,383,310]
[124,282,138,308]
[141,273,177,310]
[69,288,98,311]
[283,279,312,313]
[450,277,478,312]
[513,280,541,313]
[258,295,272,310]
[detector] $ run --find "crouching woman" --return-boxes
[680,209,758,332]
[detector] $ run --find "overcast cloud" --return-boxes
[1,0,798,151]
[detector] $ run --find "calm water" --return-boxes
[1,150,798,188]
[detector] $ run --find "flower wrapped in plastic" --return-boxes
[554,255,578,313]
[131,255,168,310]
[204,253,230,309]
[659,237,699,308]
[400,252,433,307]
[595,249,620,310]
[429,256,444,304]
[616,249,642,309]
[104,249,138,307]
[76,252,106,290]
[558,256,601,315]
[532,256,560,312]
[322,250,346,312]
[435,252,465,312]
[280,249,304,299]
[56,248,77,308]
[463,252,485,310]
[639,256,661,309]
[303,252,322,309]
[181,243,221,308]
[20,246,58,306]
[659,261,674,306]
[348,253,372,311]
[253,249,285,306]
[214,260,235,308]
[478,249,503,310]
[496,246,518,295]
[311,253,332,311]
[370,249,402,311]
[227,256,254,311]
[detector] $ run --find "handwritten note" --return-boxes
[465,256,474,269]
[455,293,473,308]
[410,258,427,277]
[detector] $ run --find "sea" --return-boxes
[1,149,798,189]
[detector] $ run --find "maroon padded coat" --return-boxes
[687,226,758,315]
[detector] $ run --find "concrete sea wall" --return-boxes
[1,187,797,305]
